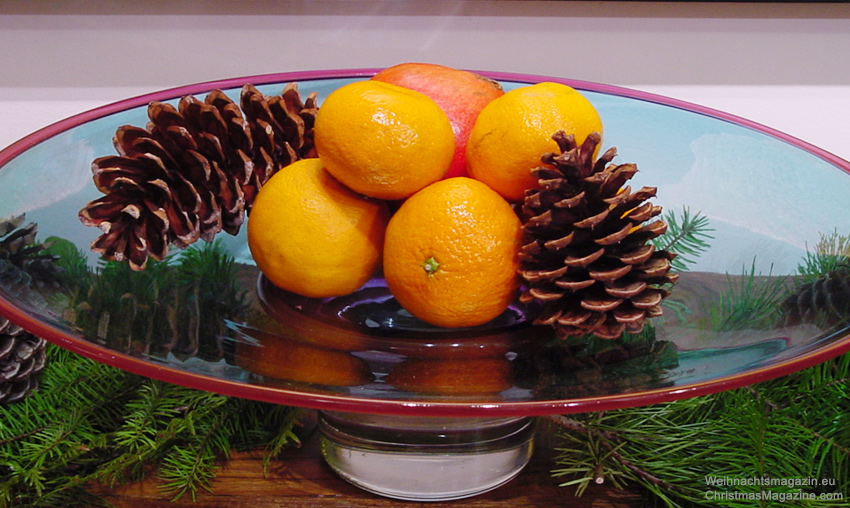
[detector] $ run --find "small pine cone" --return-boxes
[79,83,319,270]
[0,317,47,404]
[519,131,678,340]
[0,214,63,289]
[781,265,850,328]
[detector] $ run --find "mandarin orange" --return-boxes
[466,82,603,202]
[247,158,390,298]
[382,177,522,328]
[313,80,455,200]
[372,62,504,179]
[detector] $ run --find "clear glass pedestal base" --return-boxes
[318,411,536,502]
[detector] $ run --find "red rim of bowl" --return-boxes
[1,68,850,417]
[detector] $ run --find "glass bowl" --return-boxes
[2,69,850,420]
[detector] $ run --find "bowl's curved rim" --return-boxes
[1,68,850,417]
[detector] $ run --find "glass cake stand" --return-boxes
[2,69,850,501]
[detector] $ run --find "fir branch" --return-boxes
[548,414,681,494]
[652,207,714,273]
[157,401,233,501]
[650,207,713,325]
[259,405,306,474]
[551,352,850,507]
[0,344,303,508]
[159,445,219,501]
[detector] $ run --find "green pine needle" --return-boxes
[797,230,850,282]
[551,353,849,507]
[706,259,790,332]
[0,345,303,508]
[652,207,714,273]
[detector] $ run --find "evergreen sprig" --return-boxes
[707,259,790,332]
[797,230,850,282]
[650,207,714,325]
[652,207,714,273]
[549,351,849,507]
[0,344,303,507]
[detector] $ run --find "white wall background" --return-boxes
[1,0,848,159]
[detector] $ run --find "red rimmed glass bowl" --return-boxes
[2,69,850,500]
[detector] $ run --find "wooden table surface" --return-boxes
[92,412,645,508]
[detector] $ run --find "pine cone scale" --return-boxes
[630,288,665,309]
[523,265,569,283]
[0,216,25,237]
[574,208,609,229]
[588,263,633,282]
[637,256,672,278]
[594,221,633,246]
[581,292,623,312]
[555,192,586,209]
[0,336,14,358]
[519,240,543,259]
[538,177,575,194]
[598,164,638,196]
[612,306,646,324]
[0,316,47,404]
[619,244,656,265]
[624,202,661,223]
[542,231,576,251]
[1,225,36,255]
[554,277,595,291]
[562,250,602,269]
[556,305,594,326]
[528,285,567,302]
[604,280,647,299]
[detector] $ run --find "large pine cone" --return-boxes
[519,131,678,340]
[79,83,318,271]
[0,317,47,404]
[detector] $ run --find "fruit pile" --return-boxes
[247,62,606,330]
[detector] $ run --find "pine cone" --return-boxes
[0,214,63,290]
[0,317,47,404]
[519,131,678,340]
[781,264,850,328]
[79,83,318,271]
[513,326,678,398]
